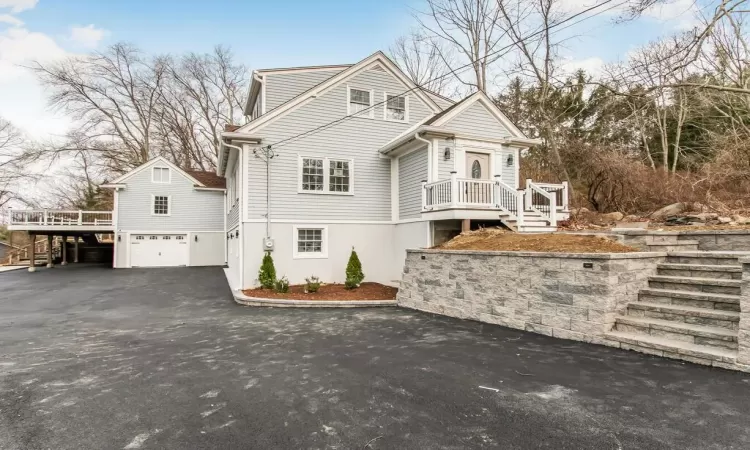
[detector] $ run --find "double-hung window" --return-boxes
[348,87,374,118]
[299,157,352,194]
[293,226,328,259]
[152,167,170,183]
[152,195,170,216]
[385,94,408,122]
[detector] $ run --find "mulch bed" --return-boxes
[243,282,398,301]
[435,228,639,253]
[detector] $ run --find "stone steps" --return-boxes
[656,263,742,280]
[614,316,737,350]
[647,276,741,295]
[625,301,739,330]
[638,288,740,311]
[646,240,699,252]
[665,252,746,266]
[605,331,737,366]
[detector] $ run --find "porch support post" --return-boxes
[46,235,54,268]
[525,178,533,211]
[561,181,570,211]
[28,233,36,272]
[450,171,458,208]
[61,237,68,266]
[74,236,80,263]
[421,180,427,211]
[461,219,471,233]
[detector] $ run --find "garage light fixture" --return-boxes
[506,154,514,166]
[235,230,239,238]
[194,235,198,242]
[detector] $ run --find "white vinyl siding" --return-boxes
[117,164,224,231]
[425,90,454,110]
[436,138,455,181]
[443,102,512,141]
[248,64,435,221]
[498,146,517,188]
[264,68,346,112]
[399,147,428,220]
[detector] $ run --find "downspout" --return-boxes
[414,132,431,181]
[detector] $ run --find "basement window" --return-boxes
[293,226,328,259]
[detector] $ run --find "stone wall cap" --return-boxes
[565,229,750,236]
[406,249,667,259]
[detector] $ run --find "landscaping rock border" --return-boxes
[231,289,397,308]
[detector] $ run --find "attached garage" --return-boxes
[130,234,189,268]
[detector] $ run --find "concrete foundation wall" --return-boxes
[398,250,664,344]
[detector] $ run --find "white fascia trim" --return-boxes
[107,156,205,187]
[100,183,126,189]
[430,91,529,140]
[194,187,227,192]
[118,230,222,234]
[256,65,352,76]
[292,224,329,259]
[236,51,441,134]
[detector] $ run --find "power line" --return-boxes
[262,0,624,151]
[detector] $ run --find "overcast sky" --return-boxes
[0,0,700,139]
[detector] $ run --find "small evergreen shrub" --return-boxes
[344,247,365,289]
[258,252,276,289]
[305,276,321,293]
[274,276,289,293]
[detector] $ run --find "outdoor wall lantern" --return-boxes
[235,230,240,238]
[194,235,198,242]
[117,235,121,242]
[506,154,514,166]
[444,147,451,161]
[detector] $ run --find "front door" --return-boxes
[464,152,491,204]
[465,152,490,180]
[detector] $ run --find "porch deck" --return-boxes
[8,209,114,233]
[422,175,569,231]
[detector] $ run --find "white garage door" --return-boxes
[130,234,189,267]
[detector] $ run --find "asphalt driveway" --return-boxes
[0,265,749,449]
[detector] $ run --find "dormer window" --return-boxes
[385,94,408,122]
[348,87,374,118]
[152,167,170,184]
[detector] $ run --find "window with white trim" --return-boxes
[348,87,373,118]
[293,226,328,259]
[152,167,170,183]
[299,157,353,194]
[385,94,407,122]
[153,195,170,215]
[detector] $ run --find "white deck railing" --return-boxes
[9,210,113,229]
[421,176,568,227]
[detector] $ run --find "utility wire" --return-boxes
[262,0,624,151]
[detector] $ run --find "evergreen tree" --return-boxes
[258,252,276,289]
[344,247,365,289]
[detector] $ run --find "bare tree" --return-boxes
[0,117,25,208]
[414,0,508,92]
[390,31,457,97]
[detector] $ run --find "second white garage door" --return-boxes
[130,234,189,267]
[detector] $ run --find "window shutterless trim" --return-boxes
[347,85,375,119]
[297,155,354,195]
[152,166,171,184]
[150,194,172,216]
[292,225,328,259]
[383,92,409,123]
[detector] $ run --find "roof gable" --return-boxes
[105,157,207,187]
[429,91,526,138]
[236,51,442,134]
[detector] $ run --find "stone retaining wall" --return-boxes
[397,250,665,344]
[739,258,750,367]
[615,229,750,251]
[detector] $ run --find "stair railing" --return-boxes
[526,179,557,225]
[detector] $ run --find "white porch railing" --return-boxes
[9,210,113,228]
[420,175,569,228]
[525,180,557,225]
[422,173,527,224]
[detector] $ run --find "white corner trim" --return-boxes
[391,158,399,222]
[292,225,329,259]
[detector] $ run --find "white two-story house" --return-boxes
[218,51,569,290]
